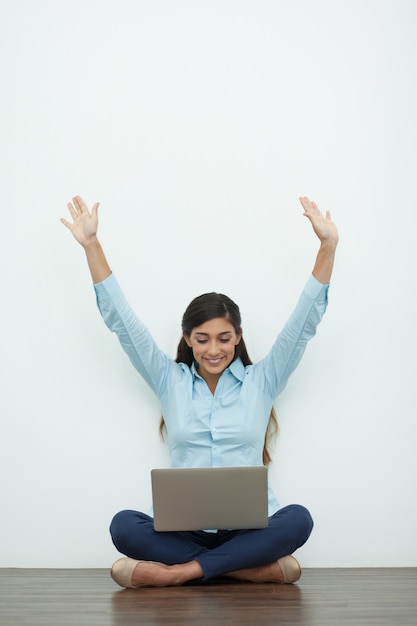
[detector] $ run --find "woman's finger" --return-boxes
[60,217,73,230]
[67,202,77,220]
[72,195,88,214]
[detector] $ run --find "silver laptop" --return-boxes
[151,466,269,532]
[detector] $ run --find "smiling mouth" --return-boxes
[205,358,223,365]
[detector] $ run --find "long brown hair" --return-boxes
[159,292,278,465]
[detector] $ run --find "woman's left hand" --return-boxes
[299,196,339,247]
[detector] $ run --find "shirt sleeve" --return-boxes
[93,273,172,397]
[257,274,329,399]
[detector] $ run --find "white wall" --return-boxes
[1,0,416,568]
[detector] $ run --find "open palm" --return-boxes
[61,195,99,246]
[299,196,339,246]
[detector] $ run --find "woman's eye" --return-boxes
[196,339,208,344]
[220,338,231,343]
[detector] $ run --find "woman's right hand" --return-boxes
[61,195,111,283]
[61,195,99,247]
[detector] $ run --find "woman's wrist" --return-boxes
[318,238,338,252]
[81,234,101,250]
[312,241,337,284]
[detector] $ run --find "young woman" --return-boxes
[61,195,338,588]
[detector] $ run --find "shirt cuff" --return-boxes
[93,272,118,296]
[304,273,329,299]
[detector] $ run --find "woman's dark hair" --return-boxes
[160,292,278,465]
[177,292,250,366]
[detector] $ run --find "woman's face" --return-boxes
[184,317,242,384]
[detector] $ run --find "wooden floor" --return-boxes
[0,568,416,626]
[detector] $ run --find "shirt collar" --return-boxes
[191,357,245,383]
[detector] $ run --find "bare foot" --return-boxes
[131,560,204,587]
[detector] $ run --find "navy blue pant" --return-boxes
[110,504,313,580]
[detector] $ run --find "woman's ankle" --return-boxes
[130,559,204,587]
[171,560,204,584]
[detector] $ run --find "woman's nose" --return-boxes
[207,342,220,355]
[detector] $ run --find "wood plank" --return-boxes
[0,568,416,625]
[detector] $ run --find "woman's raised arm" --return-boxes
[299,196,339,285]
[61,195,111,284]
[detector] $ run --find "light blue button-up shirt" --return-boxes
[94,274,329,515]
